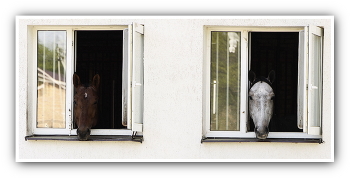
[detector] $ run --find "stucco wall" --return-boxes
[16,16,333,161]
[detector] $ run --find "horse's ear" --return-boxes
[92,74,100,90]
[248,70,256,83]
[268,70,275,84]
[73,74,81,88]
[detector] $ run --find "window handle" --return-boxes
[311,85,318,90]
[212,80,217,115]
[133,81,142,87]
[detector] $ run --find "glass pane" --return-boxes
[310,34,322,127]
[210,32,241,131]
[37,31,67,128]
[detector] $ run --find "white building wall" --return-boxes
[16,16,333,161]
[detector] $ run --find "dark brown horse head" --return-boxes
[73,73,100,141]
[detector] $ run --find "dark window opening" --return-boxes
[249,32,302,132]
[75,30,125,129]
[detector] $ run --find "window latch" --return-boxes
[311,85,318,90]
[132,81,142,87]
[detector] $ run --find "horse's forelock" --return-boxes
[83,83,90,88]
[250,76,273,89]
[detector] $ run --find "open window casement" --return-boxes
[307,26,323,135]
[122,22,144,133]
[297,26,323,135]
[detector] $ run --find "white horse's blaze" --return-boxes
[248,70,275,139]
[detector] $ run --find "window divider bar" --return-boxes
[240,30,249,133]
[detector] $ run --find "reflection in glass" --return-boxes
[37,31,66,128]
[210,32,241,131]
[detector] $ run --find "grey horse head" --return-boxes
[248,70,275,139]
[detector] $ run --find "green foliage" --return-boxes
[37,41,65,73]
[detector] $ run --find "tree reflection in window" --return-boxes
[37,31,67,128]
[210,32,241,131]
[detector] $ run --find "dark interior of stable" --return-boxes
[249,32,302,132]
[75,30,125,129]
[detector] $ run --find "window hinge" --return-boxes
[132,131,137,139]
[134,23,144,35]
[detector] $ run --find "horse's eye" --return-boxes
[271,96,275,100]
[93,101,98,105]
[249,96,253,100]
[74,101,77,105]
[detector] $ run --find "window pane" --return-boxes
[210,32,241,131]
[37,31,66,128]
[310,34,322,127]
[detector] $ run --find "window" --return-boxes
[202,26,323,142]
[210,31,241,131]
[26,23,144,141]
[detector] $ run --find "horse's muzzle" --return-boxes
[77,128,91,141]
[254,127,269,139]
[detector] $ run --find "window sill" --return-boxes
[201,137,323,144]
[25,135,143,143]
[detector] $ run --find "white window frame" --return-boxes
[203,26,323,139]
[27,23,144,136]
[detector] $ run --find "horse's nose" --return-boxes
[77,128,91,141]
[254,126,269,139]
